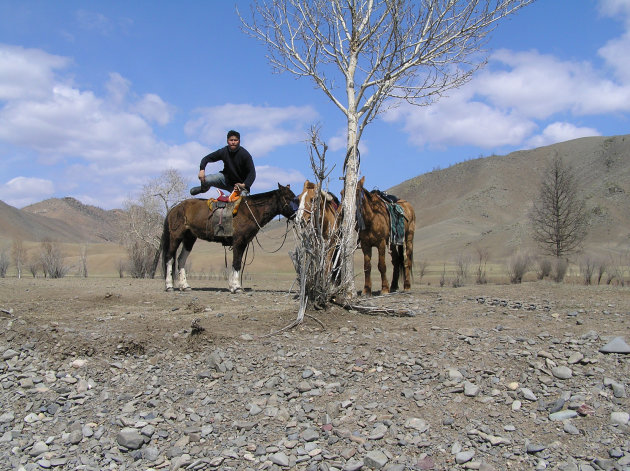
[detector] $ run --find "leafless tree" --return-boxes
[11,239,27,279]
[475,247,489,284]
[78,243,88,278]
[239,0,533,299]
[535,257,552,280]
[39,239,68,278]
[415,259,428,283]
[122,168,188,278]
[291,126,345,325]
[507,251,530,284]
[28,259,39,278]
[0,247,9,277]
[530,155,589,258]
[580,256,595,285]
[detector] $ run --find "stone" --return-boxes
[455,450,475,464]
[116,427,145,450]
[364,449,388,469]
[610,412,629,426]
[551,366,572,379]
[600,337,630,354]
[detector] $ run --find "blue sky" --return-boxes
[1,0,629,209]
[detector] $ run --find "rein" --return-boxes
[242,192,295,254]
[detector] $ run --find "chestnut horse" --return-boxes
[161,184,298,293]
[296,180,341,239]
[355,176,415,295]
[295,180,343,279]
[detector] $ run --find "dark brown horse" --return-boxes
[161,184,298,292]
[355,176,416,295]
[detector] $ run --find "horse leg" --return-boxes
[362,244,373,296]
[165,254,175,291]
[176,235,196,291]
[377,242,389,294]
[229,245,244,293]
[164,236,179,292]
[390,244,401,293]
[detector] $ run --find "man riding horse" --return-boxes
[190,130,256,198]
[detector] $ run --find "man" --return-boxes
[190,130,256,196]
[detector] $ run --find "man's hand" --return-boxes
[234,183,246,192]
[198,169,206,182]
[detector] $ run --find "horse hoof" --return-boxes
[179,286,191,292]
[231,288,243,294]
[165,287,173,292]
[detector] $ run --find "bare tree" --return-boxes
[78,242,88,278]
[506,251,530,284]
[291,126,345,324]
[0,246,9,278]
[475,246,489,284]
[39,239,68,278]
[239,0,533,299]
[530,155,589,258]
[11,239,27,279]
[122,168,188,278]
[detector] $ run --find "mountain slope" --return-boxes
[0,197,125,244]
[388,134,630,262]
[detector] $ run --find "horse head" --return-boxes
[277,183,299,219]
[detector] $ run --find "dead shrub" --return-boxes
[507,252,530,284]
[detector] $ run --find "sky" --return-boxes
[1,0,629,210]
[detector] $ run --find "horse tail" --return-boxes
[161,212,171,279]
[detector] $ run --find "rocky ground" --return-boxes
[0,277,629,471]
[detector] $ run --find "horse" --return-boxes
[354,176,416,295]
[295,180,343,279]
[296,180,342,239]
[161,183,298,293]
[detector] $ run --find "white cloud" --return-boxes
[526,122,601,149]
[385,33,630,150]
[132,93,175,125]
[0,177,55,208]
[185,103,319,156]
[384,87,537,148]
[0,45,70,101]
[253,165,306,191]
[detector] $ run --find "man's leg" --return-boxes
[190,173,231,195]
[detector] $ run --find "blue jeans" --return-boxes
[202,173,250,196]
[203,172,231,192]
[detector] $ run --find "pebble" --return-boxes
[600,337,630,354]
[1,288,629,471]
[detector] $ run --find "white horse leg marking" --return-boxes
[229,268,242,293]
[165,256,174,291]
[178,267,190,291]
[177,247,191,290]
[296,192,308,224]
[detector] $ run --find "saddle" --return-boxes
[205,189,243,238]
[206,189,243,215]
[373,190,405,246]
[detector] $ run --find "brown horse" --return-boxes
[355,176,415,295]
[161,184,298,293]
[296,180,342,238]
[295,180,343,280]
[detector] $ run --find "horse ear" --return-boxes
[359,176,365,186]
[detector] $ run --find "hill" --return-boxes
[0,197,125,244]
[22,197,125,243]
[388,134,630,263]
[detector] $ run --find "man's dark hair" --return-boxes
[227,130,240,139]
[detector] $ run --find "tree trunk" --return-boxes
[340,113,359,299]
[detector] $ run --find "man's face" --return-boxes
[227,136,240,152]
